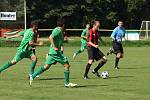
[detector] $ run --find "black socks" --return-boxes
[115,57,120,67]
[94,61,106,72]
[84,63,92,77]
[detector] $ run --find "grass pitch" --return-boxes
[0,46,150,100]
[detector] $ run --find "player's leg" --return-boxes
[92,49,107,77]
[63,63,70,85]
[107,47,115,56]
[29,54,56,85]
[114,44,124,69]
[84,47,93,79]
[63,63,77,87]
[0,60,16,73]
[57,53,77,87]
[29,64,51,85]
[29,54,37,75]
[73,42,86,59]
[92,56,107,77]
[0,52,23,73]
[31,64,50,79]
[84,59,93,79]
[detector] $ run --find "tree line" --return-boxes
[0,0,150,29]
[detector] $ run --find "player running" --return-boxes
[6,28,40,55]
[29,18,77,87]
[84,20,107,79]
[107,21,126,69]
[0,21,42,77]
[73,24,90,59]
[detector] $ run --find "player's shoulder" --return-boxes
[114,27,119,30]
[24,29,34,36]
[24,29,32,33]
[53,27,61,32]
[89,28,93,33]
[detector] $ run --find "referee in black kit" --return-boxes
[107,21,126,69]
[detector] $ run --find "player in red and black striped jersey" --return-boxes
[84,20,107,79]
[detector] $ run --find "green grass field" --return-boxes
[0,46,150,100]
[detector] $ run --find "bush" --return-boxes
[1,37,150,47]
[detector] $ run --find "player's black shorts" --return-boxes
[87,47,105,61]
[112,41,124,54]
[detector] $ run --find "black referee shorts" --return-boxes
[112,41,124,54]
[87,47,105,61]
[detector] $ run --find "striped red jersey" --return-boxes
[87,29,99,47]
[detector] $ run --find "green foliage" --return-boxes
[0,0,149,29]
[1,37,150,47]
[25,0,150,29]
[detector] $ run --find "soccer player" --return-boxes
[6,27,40,55]
[29,18,77,87]
[108,21,126,69]
[84,20,107,79]
[0,21,42,76]
[73,24,90,59]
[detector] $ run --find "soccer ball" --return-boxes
[101,71,109,79]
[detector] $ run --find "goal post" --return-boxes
[139,21,150,39]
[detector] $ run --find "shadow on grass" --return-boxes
[121,66,150,70]
[38,77,76,81]
[109,75,134,79]
[38,77,64,81]
[67,84,108,88]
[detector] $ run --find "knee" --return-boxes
[102,56,107,63]
[88,59,93,64]
[31,56,37,62]
[44,64,50,70]
[64,64,70,70]
[117,53,123,58]
[11,60,17,65]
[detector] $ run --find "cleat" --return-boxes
[107,48,114,56]
[83,76,89,80]
[92,70,100,77]
[65,83,77,87]
[73,53,77,59]
[28,74,39,80]
[29,74,33,86]
[115,66,120,69]
[36,75,40,78]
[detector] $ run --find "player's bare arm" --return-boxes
[29,41,43,46]
[49,35,58,51]
[6,34,21,39]
[81,36,87,39]
[88,41,98,48]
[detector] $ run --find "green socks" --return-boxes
[32,66,45,79]
[75,50,83,56]
[64,69,70,85]
[29,60,37,74]
[0,62,13,72]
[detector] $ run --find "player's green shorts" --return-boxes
[45,53,69,65]
[12,50,34,62]
[80,40,87,51]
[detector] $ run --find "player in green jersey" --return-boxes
[29,18,77,87]
[73,24,90,59]
[0,21,42,77]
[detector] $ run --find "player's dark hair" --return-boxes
[89,20,99,29]
[57,18,65,27]
[30,20,38,28]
